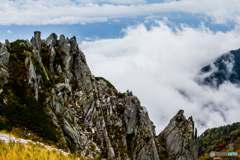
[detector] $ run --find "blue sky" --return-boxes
[1,0,240,135]
[0,0,238,42]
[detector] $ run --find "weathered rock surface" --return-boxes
[46,33,58,47]
[157,110,198,160]
[0,31,199,159]
[0,44,9,85]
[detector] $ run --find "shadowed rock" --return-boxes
[157,110,198,160]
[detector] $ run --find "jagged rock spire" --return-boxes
[157,110,198,160]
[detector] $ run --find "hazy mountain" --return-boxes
[198,48,240,88]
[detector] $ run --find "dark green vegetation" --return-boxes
[0,39,60,144]
[200,48,240,87]
[33,58,54,89]
[95,77,116,90]
[9,39,30,61]
[95,77,126,99]
[41,46,51,71]
[41,46,65,84]
[198,122,240,157]
[53,49,64,69]
[117,92,125,98]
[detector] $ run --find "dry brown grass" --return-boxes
[0,140,84,160]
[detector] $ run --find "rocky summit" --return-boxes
[0,31,198,160]
[157,110,198,160]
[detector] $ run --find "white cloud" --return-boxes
[144,19,149,23]
[7,30,12,34]
[113,19,121,22]
[75,0,146,4]
[80,21,240,135]
[0,0,240,25]
[85,37,92,40]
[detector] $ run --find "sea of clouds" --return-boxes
[80,20,240,135]
[2,0,240,136]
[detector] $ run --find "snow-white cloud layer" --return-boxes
[1,0,240,25]
[75,0,146,4]
[80,20,240,135]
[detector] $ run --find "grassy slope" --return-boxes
[0,131,108,160]
[0,140,81,160]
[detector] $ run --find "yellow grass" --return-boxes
[0,130,106,160]
[0,128,58,149]
[0,140,85,160]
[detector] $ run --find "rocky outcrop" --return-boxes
[31,31,42,62]
[0,31,199,159]
[157,110,198,160]
[0,43,9,85]
[46,33,58,47]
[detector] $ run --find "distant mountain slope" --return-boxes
[198,48,240,88]
[198,122,240,157]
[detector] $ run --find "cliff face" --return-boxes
[0,31,198,159]
[157,110,198,160]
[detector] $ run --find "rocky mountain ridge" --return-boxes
[0,31,198,160]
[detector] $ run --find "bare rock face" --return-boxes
[0,44,9,85]
[157,110,198,160]
[46,33,58,47]
[0,44,10,66]
[5,39,11,50]
[31,31,42,51]
[31,31,42,62]
[0,31,199,160]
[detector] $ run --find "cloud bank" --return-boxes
[80,20,240,135]
[0,0,240,25]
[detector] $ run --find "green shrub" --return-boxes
[33,59,54,89]
[44,80,54,89]
[95,77,116,90]
[66,137,75,153]
[117,106,125,114]
[0,83,58,142]
[0,119,12,132]
[0,54,59,143]
[53,51,64,69]
[94,155,101,160]
[9,39,30,61]
[41,46,51,71]
[117,92,125,98]
[34,59,47,81]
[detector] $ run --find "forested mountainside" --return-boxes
[0,31,198,160]
[198,122,240,158]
